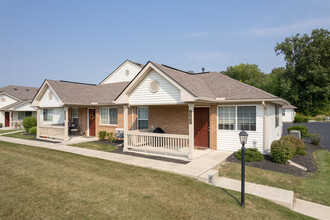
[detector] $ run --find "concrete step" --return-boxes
[212,176,294,209]
[293,198,330,220]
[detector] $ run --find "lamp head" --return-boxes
[239,130,248,145]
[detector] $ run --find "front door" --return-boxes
[194,108,209,148]
[5,112,10,127]
[89,109,96,136]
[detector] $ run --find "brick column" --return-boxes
[209,105,218,150]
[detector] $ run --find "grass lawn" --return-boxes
[70,141,118,152]
[0,141,311,219]
[3,131,36,140]
[219,150,330,206]
[0,129,24,134]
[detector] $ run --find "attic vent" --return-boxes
[48,91,53,100]
[26,89,29,91]
[14,88,17,90]
[125,69,130,76]
[149,80,160,93]
[1,97,5,102]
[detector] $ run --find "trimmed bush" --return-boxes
[287,125,309,138]
[270,140,296,164]
[0,123,2,128]
[98,130,107,141]
[315,115,327,121]
[294,115,309,123]
[281,135,306,155]
[309,133,322,145]
[28,126,37,135]
[235,148,264,162]
[106,132,115,143]
[22,116,37,132]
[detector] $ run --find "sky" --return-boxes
[0,0,330,88]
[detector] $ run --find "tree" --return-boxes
[275,29,330,115]
[223,63,265,88]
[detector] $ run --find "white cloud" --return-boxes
[186,32,209,38]
[243,17,330,37]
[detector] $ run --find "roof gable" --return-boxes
[0,85,39,101]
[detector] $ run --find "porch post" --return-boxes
[64,107,69,142]
[36,108,40,139]
[188,104,194,159]
[123,105,128,151]
[9,111,12,128]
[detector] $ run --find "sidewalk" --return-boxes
[1,135,329,219]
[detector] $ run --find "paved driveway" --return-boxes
[283,122,330,150]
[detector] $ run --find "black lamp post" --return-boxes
[239,130,248,208]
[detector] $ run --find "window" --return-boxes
[275,105,279,128]
[218,106,236,130]
[137,107,148,129]
[218,106,257,131]
[26,111,32,117]
[18,112,25,121]
[100,108,117,125]
[237,106,256,131]
[282,109,285,116]
[43,109,53,122]
[72,108,79,126]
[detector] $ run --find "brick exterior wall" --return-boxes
[95,106,124,137]
[209,105,217,150]
[148,105,189,135]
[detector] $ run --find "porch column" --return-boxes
[64,107,69,142]
[36,108,40,139]
[188,104,194,159]
[9,111,12,128]
[123,105,128,151]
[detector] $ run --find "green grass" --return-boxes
[219,150,330,206]
[70,141,118,152]
[0,141,311,219]
[3,131,36,140]
[0,129,24,134]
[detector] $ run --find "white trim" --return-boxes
[31,81,64,107]
[0,92,21,102]
[86,107,96,137]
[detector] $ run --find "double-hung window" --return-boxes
[43,109,53,122]
[218,106,256,131]
[282,109,285,116]
[137,107,148,129]
[72,108,79,126]
[18,112,25,121]
[100,108,117,125]
[275,105,279,128]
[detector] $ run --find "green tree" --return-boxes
[223,63,265,88]
[275,29,330,115]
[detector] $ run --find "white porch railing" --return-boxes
[126,131,189,158]
[39,125,65,140]
[11,121,23,128]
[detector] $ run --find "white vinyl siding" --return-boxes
[39,87,63,108]
[129,70,181,105]
[268,104,282,147]
[137,107,148,129]
[100,108,117,125]
[217,104,264,153]
[282,108,296,123]
[102,62,142,84]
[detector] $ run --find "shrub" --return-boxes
[294,115,309,123]
[22,116,37,132]
[106,132,115,143]
[287,125,309,138]
[28,126,37,135]
[0,123,2,128]
[270,140,296,164]
[235,148,264,162]
[98,130,107,141]
[309,133,322,145]
[315,115,327,121]
[281,135,306,155]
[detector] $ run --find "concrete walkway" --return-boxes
[1,135,329,219]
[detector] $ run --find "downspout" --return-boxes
[262,101,269,154]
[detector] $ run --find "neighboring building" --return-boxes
[31,60,289,159]
[0,86,39,128]
[282,105,297,123]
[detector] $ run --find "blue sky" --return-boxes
[1,0,329,87]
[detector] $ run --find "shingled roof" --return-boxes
[0,85,39,101]
[46,80,129,105]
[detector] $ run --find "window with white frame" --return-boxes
[218,106,256,131]
[137,107,148,129]
[282,109,285,116]
[43,109,53,122]
[72,108,79,126]
[18,112,25,121]
[100,107,117,125]
[275,105,279,127]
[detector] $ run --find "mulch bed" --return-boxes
[87,140,189,164]
[226,142,325,177]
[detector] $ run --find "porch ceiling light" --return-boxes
[239,130,248,145]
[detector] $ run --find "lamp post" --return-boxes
[239,130,248,208]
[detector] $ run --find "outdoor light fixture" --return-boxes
[238,130,248,208]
